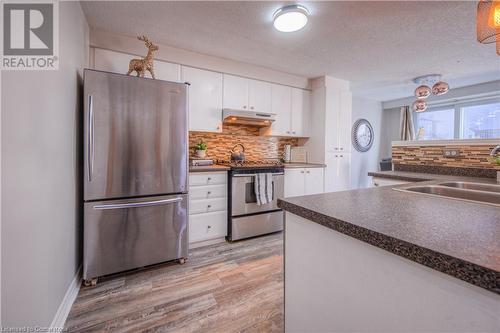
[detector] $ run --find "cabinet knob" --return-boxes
[340,148,344,150]
[207,191,211,195]
[292,131,296,134]
[340,155,343,157]
[335,155,338,157]
[306,171,310,174]
[207,204,212,209]
[207,177,212,181]
[243,106,247,109]
[286,131,290,134]
[300,170,305,173]
[207,225,212,229]
[250,106,254,110]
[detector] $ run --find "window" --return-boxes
[460,102,500,139]
[413,99,500,140]
[415,108,455,140]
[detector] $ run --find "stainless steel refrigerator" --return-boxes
[83,69,188,284]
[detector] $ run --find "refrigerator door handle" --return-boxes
[87,94,94,182]
[93,197,183,210]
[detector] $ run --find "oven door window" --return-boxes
[245,181,274,204]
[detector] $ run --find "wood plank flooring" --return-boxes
[65,233,284,332]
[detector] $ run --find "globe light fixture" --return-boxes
[412,99,428,113]
[414,85,432,99]
[432,81,450,96]
[273,5,309,32]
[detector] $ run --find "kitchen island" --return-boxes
[278,175,500,332]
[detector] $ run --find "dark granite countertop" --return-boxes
[367,170,488,182]
[189,165,230,172]
[278,177,500,294]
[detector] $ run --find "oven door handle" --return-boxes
[232,173,284,178]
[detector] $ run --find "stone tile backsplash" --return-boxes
[189,124,300,161]
[392,144,500,170]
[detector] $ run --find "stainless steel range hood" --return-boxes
[222,109,276,127]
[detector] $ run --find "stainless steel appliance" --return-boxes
[221,161,284,241]
[83,69,189,284]
[222,109,276,127]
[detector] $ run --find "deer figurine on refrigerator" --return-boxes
[127,36,159,79]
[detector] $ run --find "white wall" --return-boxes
[350,97,383,188]
[1,2,88,327]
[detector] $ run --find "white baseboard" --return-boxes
[50,265,81,329]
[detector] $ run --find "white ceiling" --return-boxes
[80,1,500,101]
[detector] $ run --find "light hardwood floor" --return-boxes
[65,233,284,332]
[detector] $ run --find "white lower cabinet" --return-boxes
[188,172,227,248]
[284,168,324,198]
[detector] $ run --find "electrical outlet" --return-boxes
[443,149,460,158]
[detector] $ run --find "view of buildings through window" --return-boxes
[414,100,500,140]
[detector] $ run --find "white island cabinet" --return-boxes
[284,212,500,332]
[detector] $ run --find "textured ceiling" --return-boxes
[80,1,500,100]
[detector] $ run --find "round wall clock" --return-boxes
[352,119,374,152]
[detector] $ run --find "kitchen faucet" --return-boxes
[490,145,500,156]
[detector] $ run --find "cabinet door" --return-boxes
[304,168,324,195]
[284,169,305,198]
[270,84,292,135]
[248,79,271,113]
[182,66,223,132]
[325,89,341,153]
[291,88,310,137]
[338,91,352,152]
[223,74,248,110]
[336,153,351,191]
[94,48,180,82]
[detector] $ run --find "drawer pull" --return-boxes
[207,205,212,208]
[207,225,212,229]
[207,177,212,181]
[207,191,211,195]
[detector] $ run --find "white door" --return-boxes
[284,169,305,198]
[338,91,352,152]
[291,88,310,136]
[223,74,248,110]
[271,84,292,135]
[304,168,324,195]
[94,48,181,82]
[248,79,272,113]
[182,66,223,133]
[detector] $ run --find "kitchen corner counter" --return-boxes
[283,163,326,169]
[189,165,230,172]
[278,183,500,294]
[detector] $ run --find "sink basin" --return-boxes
[437,181,500,193]
[395,185,500,206]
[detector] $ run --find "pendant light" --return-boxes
[477,0,499,43]
[411,75,450,112]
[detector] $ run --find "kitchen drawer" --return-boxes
[189,211,227,243]
[189,172,227,186]
[189,197,227,214]
[189,184,227,200]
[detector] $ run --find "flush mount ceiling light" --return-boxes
[273,4,309,32]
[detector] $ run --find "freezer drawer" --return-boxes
[84,194,188,280]
[230,210,283,241]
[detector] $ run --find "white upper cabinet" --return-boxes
[181,66,223,133]
[325,90,352,153]
[223,74,249,110]
[223,74,271,113]
[248,79,271,113]
[291,88,310,137]
[94,48,181,82]
[270,84,292,136]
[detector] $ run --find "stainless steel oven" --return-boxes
[228,168,284,241]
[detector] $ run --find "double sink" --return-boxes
[396,181,500,207]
